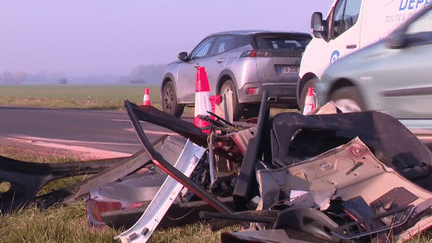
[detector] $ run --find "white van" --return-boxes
[297,0,430,110]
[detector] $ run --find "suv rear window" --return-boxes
[255,35,310,50]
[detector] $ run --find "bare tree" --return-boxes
[59,78,68,85]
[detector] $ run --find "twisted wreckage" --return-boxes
[2,91,432,242]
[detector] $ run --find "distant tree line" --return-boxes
[0,64,167,85]
[127,64,167,84]
[0,71,28,84]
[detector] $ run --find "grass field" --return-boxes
[0,84,294,116]
[0,85,161,110]
[0,85,201,116]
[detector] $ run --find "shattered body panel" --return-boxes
[0,153,125,212]
[86,135,189,228]
[125,100,234,214]
[227,138,432,242]
[37,135,169,208]
[231,109,432,212]
[269,111,432,174]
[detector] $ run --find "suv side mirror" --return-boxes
[311,12,324,38]
[386,30,406,49]
[178,52,189,61]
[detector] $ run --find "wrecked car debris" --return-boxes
[124,100,234,214]
[85,95,432,242]
[36,135,169,209]
[2,88,432,242]
[222,138,432,242]
[0,100,220,213]
[0,152,125,212]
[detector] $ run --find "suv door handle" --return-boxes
[217,58,224,63]
[346,44,357,49]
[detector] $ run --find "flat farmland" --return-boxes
[0,85,162,110]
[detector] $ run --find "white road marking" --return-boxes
[11,135,137,146]
[111,119,180,136]
[1,124,179,158]
[5,136,133,158]
[124,128,178,136]
[111,119,131,122]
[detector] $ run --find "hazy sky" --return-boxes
[0,0,334,76]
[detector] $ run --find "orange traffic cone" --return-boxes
[142,88,151,106]
[194,67,212,133]
[303,86,316,115]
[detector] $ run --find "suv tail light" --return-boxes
[240,50,270,57]
[87,199,122,223]
[247,87,257,95]
[240,50,302,58]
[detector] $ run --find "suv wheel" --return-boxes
[330,86,365,113]
[162,81,184,117]
[220,80,244,121]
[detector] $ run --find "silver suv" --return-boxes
[161,30,311,120]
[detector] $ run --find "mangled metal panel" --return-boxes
[230,95,432,211]
[115,139,205,243]
[232,91,269,211]
[269,111,432,170]
[0,152,126,212]
[124,100,233,214]
[221,229,312,243]
[36,135,169,209]
[252,138,432,242]
[86,135,188,228]
[132,104,208,147]
[258,137,385,210]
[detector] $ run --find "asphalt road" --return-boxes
[0,106,185,158]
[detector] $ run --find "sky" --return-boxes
[0,0,334,77]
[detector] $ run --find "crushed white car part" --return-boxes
[115,139,205,243]
[254,137,432,241]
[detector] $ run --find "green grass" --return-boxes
[0,201,234,243]
[0,202,121,243]
[0,84,199,115]
[0,85,294,117]
[0,85,160,110]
